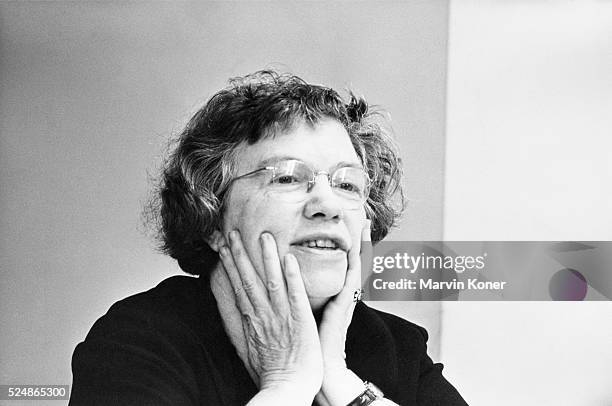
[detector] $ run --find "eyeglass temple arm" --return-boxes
[231,167,271,182]
[217,167,271,196]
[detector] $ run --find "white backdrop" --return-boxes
[443,1,612,405]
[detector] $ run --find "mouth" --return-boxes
[290,234,348,252]
[295,239,340,250]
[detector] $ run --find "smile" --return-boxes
[291,232,349,252]
[297,239,339,249]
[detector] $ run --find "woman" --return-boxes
[70,71,467,405]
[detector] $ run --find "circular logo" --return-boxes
[549,268,587,301]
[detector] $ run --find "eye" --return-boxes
[337,182,361,194]
[272,174,300,184]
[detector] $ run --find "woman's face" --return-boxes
[219,118,367,308]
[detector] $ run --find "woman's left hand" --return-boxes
[314,219,372,406]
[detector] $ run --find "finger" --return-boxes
[330,219,372,319]
[360,219,373,277]
[282,253,311,315]
[344,219,372,297]
[260,232,289,311]
[228,230,272,313]
[219,245,254,316]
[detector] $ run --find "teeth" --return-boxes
[300,239,338,249]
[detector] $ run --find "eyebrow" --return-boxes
[257,156,364,169]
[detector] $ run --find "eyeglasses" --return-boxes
[223,159,370,210]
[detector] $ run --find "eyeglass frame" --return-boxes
[218,159,371,205]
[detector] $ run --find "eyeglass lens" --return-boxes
[266,160,368,208]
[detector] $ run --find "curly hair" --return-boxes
[148,70,404,275]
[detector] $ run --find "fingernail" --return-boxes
[220,246,228,256]
[229,230,238,241]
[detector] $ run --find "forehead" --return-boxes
[234,119,361,173]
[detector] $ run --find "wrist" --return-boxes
[261,369,322,393]
[318,368,364,406]
[251,383,316,406]
[323,356,347,371]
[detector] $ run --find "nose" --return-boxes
[303,173,344,220]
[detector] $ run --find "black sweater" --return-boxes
[70,275,467,405]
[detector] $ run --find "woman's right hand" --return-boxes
[218,230,323,405]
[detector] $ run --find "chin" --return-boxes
[287,245,348,299]
[298,262,347,300]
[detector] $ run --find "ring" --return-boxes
[353,288,363,303]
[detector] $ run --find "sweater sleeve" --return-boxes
[69,305,201,405]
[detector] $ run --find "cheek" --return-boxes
[248,197,304,254]
[234,194,300,232]
[221,193,301,270]
[347,208,368,242]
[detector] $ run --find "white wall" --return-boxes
[443,1,612,405]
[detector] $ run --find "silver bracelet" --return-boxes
[346,382,399,406]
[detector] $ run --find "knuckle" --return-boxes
[242,280,256,293]
[243,284,255,295]
[267,279,281,292]
[257,312,271,326]
[252,305,267,320]
[288,290,302,303]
